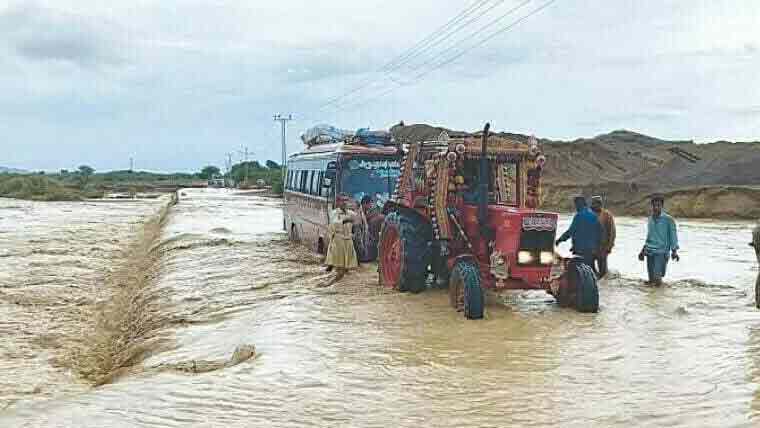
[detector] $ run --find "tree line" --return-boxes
[199,160,284,193]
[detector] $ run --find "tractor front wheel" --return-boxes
[378,212,430,293]
[557,260,599,313]
[448,259,484,320]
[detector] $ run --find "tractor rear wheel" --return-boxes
[448,259,484,320]
[378,211,430,293]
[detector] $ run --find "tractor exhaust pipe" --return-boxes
[478,123,490,230]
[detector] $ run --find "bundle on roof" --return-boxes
[301,124,394,146]
[355,128,392,145]
[301,124,353,146]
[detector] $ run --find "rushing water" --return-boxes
[2,189,760,427]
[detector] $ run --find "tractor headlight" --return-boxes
[517,251,535,264]
[539,251,555,265]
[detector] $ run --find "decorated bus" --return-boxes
[284,126,402,261]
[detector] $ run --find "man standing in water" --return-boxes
[751,224,760,308]
[324,194,359,280]
[556,196,602,268]
[638,194,680,286]
[591,196,616,278]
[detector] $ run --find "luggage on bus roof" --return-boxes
[301,124,394,147]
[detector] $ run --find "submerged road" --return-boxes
[2,189,760,427]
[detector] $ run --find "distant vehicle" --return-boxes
[208,177,226,188]
[377,124,598,319]
[284,127,401,260]
[256,179,266,187]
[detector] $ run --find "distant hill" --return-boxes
[390,123,760,218]
[0,166,27,174]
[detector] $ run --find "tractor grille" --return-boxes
[519,230,555,251]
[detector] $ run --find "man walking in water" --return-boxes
[638,194,680,286]
[751,224,760,308]
[556,196,602,268]
[591,196,616,278]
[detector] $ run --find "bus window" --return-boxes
[320,172,330,198]
[286,170,292,190]
[300,171,308,193]
[340,158,400,205]
[306,171,314,195]
[315,172,323,196]
[311,171,321,195]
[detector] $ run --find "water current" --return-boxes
[2,189,760,427]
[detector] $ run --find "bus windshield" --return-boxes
[340,157,400,207]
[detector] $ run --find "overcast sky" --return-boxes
[1,0,758,172]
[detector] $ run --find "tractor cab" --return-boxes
[379,124,598,319]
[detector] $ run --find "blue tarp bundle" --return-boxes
[355,128,392,145]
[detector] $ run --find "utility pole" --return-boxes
[225,152,233,188]
[129,157,134,173]
[237,146,251,186]
[273,114,292,185]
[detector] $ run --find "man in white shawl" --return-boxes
[325,194,359,279]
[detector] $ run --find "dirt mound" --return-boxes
[391,123,760,217]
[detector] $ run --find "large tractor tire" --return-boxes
[378,211,431,293]
[571,260,599,313]
[448,259,484,320]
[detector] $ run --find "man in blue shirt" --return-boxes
[638,194,680,286]
[556,196,602,268]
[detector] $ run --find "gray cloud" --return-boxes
[0,2,124,67]
[0,0,758,171]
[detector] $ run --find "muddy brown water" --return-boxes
[2,189,760,427]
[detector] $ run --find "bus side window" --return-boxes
[286,170,292,190]
[311,171,320,195]
[316,172,323,196]
[300,170,308,193]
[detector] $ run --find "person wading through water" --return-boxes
[638,194,680,286]
[357,195,384,262]
[591,195,616,278]
[751,224,760,308]
[556,196,602,269]
[324,194,359,281]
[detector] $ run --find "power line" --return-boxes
[322,0,533,115]
[323,0,514,114]
[318,0,497,111]
[274,114,293,185]
[329,0,558,114]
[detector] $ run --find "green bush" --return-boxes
[0,175,83,201]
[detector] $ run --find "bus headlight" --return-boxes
[517,251,534,264]
[539,251,555,265]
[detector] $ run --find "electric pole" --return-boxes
[273,114,292,185]
[225,152,233,187]
[237,146,251,186]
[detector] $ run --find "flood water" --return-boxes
[2,189,760,427]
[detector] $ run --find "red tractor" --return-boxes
[378,124,598,319]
